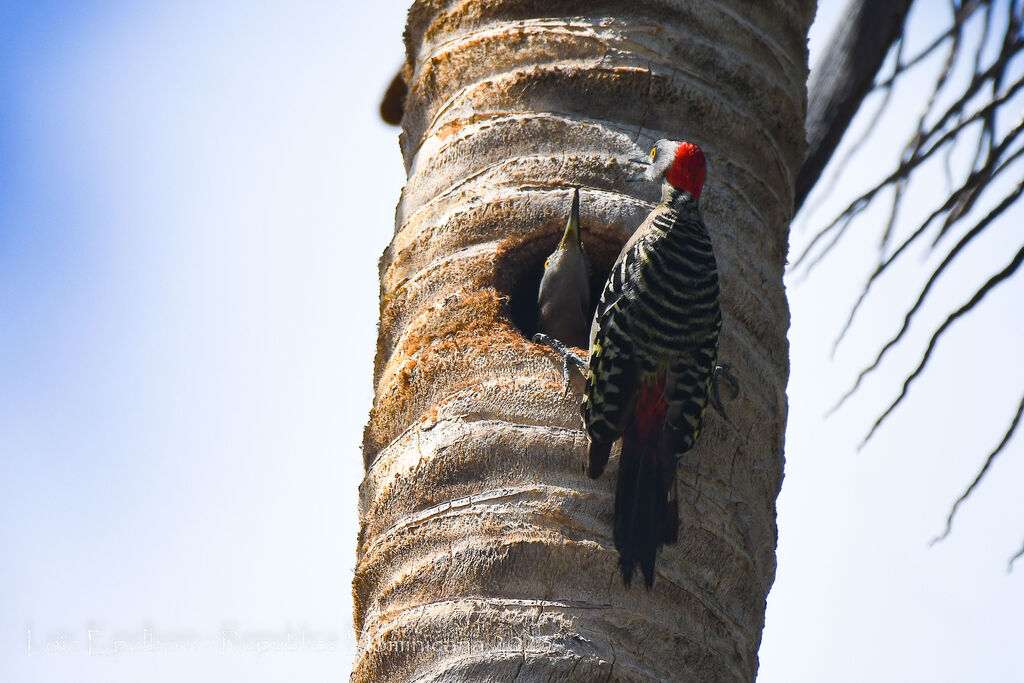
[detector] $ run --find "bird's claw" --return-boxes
[532,333,587,395]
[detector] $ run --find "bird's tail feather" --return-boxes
[614,433,678,588]
[587,439,612,478]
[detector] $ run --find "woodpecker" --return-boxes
[536,187,592,349]
[583,140,722,588]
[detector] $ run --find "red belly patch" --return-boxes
[633,376,667,445]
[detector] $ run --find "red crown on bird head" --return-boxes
[665,141,707,200]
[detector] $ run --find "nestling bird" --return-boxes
[583,140,723,588]
[536,187,592,349]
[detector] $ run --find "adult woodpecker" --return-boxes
[536,188,592,350]
[583,139,722,588]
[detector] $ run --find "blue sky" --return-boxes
[1,1,1021,681]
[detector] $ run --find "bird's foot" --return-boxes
[712,363,740,418]
[532,333,587,396]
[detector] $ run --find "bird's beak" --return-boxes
[559,187,582,249]
[627,157,649,183]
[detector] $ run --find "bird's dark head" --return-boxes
[632,140,706,200]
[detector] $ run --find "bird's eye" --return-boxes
[544,258,550,268]
[649,147,656,161]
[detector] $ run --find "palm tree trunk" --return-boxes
[355,1,814,680]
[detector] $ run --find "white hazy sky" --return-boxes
[1,2,1021,681]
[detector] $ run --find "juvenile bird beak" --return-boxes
[558,187,582,249]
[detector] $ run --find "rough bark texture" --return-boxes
[355,1,813,680]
